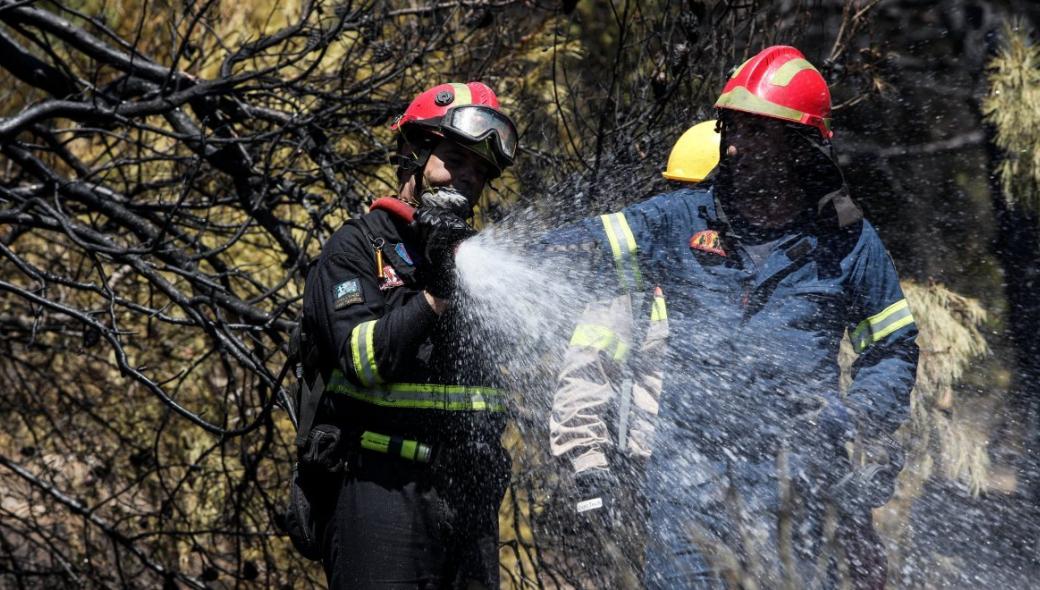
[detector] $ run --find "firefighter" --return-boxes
[298,81,519,589]
[545,120,720,585]
[545,46,917,589]
[549,118,722,514]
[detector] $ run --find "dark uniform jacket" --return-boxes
[301,208,506,449]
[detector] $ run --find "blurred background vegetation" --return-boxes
[1,0,1039,587]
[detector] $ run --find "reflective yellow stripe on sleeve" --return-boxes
[350,320,382,387]
[599,213,643,292]
[650,288,667,322]
[569,323,630,361]
[851,298,915,353]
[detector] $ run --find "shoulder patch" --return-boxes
[379,265,405,291]
[333,279,364,309]
[690,230,727,257]
[394,243,414,266]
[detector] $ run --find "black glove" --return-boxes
[411,207,476,299]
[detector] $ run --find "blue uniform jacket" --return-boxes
[545,186,918,468]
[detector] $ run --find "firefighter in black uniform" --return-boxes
[300,81,519,588]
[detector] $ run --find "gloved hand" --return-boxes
[411,207,476,299]
[794,393,855,495]
[816,392,854,446]
[830,434,906,512]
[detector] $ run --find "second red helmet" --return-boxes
[714,46,833,139]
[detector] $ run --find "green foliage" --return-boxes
[902,281,990,493]
[982,20,1040,216]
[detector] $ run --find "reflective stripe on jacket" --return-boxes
[547,212,670,476]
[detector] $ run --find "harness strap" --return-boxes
[294,368,327,450]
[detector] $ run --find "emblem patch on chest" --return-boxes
[333,279,364,309]
[379,265,405,291]
[394,242,414,266]
[690,230,727,257]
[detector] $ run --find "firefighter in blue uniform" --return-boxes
[546,46,917,589]
[546,119,719,586]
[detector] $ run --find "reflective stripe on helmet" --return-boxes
[448,82,473,106]
[715,86,809,124]
[328,370,505,411]
[770,58,818,87]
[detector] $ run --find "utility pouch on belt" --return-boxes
[285,463,323,561]
[284,423,345,562]
[299,423,345,473]
[282,320,342,562]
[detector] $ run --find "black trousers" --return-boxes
[319,445,510,589]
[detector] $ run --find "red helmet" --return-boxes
[391,81,518,171]
[714,46,832,139]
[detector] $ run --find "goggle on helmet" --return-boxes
[392,82,519,175]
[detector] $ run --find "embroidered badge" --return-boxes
[690,230,727,257]
[379,265,405,291]
[333,279,363,309]
[394,242,414,266]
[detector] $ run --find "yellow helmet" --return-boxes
[662,120,720,183]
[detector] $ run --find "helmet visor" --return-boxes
[442,106,519,166]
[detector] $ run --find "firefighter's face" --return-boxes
[422,139,494,205]
[722,112,804,226]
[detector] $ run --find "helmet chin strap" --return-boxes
[397,144,433,207]
[397,135,479,218]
